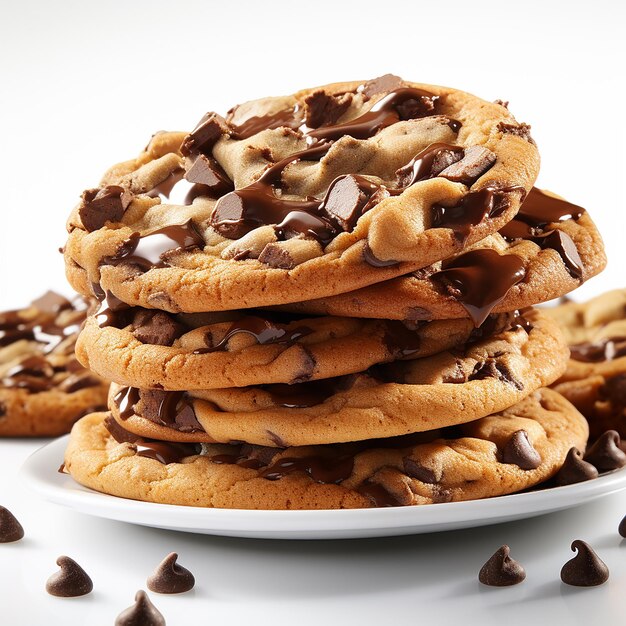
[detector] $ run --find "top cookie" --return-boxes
[64,75,539,312]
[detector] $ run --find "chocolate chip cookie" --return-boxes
[64,75,539,312]
[77,299,512,389]
[548,290,626,440]
[272,188,606,325]
[63,388,588,509]
[0,292,108,436]
[107,309,568,446]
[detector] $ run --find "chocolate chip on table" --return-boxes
[115,590,165,626]
[560,540,609,587]
[502,430,541,470]
[45,556,93,597]
[584,430,626,472]
[479,545,526,586]
[147,552,195,594]
[554,447,599,486]
[79,186,132,232]
[619,515,626,538]
[0,506,24,543]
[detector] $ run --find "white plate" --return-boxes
[21,435,626,540]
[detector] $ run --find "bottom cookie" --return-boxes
[64,389,588,510]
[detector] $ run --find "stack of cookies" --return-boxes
[61,75,613,509]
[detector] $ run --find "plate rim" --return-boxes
[21,435,626,534]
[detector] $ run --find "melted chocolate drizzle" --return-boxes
[193,315,313,354]
[432,249,527,326]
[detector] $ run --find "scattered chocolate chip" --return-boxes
[502,430,541,470]
[497,121,535,144]
[131,310,185,346]
[479,545,526,586]
[0,506,24,543]
[147,552,195,594]
[402,458,437,483]
[304,90,352,128]
[115,590,165,626]
[560,540,609,587]
[181,111,229,156]
[45,556,93,597]
[584,430,626,472]
[79,186,132,232]
[554,448,599,486]
[438,146,497,185]
[619,515,626,538]
[320,175,383,232]
[360,74,405,98]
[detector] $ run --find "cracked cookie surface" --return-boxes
[63,388,587,509]
[107,309,568,446]
[64,75,539,312]
[0,292,108,436]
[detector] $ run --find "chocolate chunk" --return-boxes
[45,556,93,597]
[362,243,399,268]
[554,448,599,486]
[137,389,202,433]
[494,99,509,108]
[147,553,195,594]
[184,152,233,196]
[0,506,24,543]
[438,146,497,185]
[31,291,72,314]
[79,186,132,232]
[395,143,464,188]
[132,310,185,346]
[304,90,352,128]
[469,359,524,390]
[502,430,541,470]
[479,545,526,586]
[360,74,405,98]
[115,590,165,626]
[560,540,609,586]
[619,515,626,538]
[402,457,437,483]
[497,121,535,144]
[584,430,626,471]
[266,430,288,448]
[320,175,383,232]
[181,111,229,156]
[539,230,584,280]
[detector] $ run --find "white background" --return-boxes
[1,1,625,624]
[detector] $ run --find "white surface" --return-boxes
[22,435,626,540]
[2,0,626,624]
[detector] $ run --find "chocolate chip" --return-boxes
[396,145,464,188]
[402,458,437,483]
[502,430,541,470]
[584,430,626,471]
[468,359,524,390]
[147,553,195,594]
[0,402,6,418]
[132,310,185,346]
[362,242,399,268]
[79,186,132,232]
[539,230,584,280]
[554,447,599,486]
[560,540,609,587]
[290,345,317,384]
[494,99,509,108]
[619,515,626,538]
[266,430,288,448]
[360,74,405,98]
[181,111,229,157]
[45,556,93,597]
[115,590,165,626]
[600,373,626,406]
[396,95,437,120]
[479,545,526,586]
[438,146,497,186]
[184,152,233,196]
[497,121,535,144]
[304,90,352,128]
[0,506,24,543]
[320,175,383,232]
